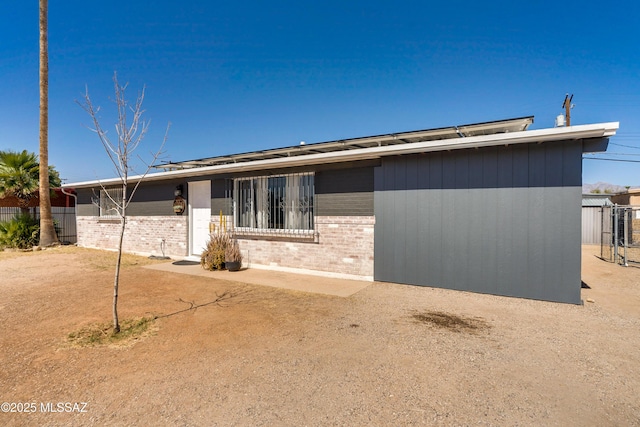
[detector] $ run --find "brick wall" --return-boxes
[77,215,375,280]
[238,216,375,280]
[76,216,188,257]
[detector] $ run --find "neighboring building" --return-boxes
[609,190,640,262]
[610,188,640,206]
[64,117,619,304]
[581,194,613,245]
[0,188,75,208]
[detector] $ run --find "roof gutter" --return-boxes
[64,122,619,189]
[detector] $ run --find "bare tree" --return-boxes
[38,0,59,246]
[79,73,169,333]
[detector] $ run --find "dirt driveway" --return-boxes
[1,246,639,426]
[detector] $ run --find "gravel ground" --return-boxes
[0,245,639,426]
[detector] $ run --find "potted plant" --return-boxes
[224,236,243,271]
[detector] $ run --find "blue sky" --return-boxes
[1,1,639,186]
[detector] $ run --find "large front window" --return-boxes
[234,173,314,236]
[99,187,123,218]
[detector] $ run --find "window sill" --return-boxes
[97,218,120,224]
[235,229,318,243]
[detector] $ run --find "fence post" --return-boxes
[600,206,604,259]
[614,204,619,264]
[623,208,629,267]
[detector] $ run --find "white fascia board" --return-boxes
[65,122,619,189]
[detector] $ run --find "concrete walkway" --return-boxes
[144,261,372,297]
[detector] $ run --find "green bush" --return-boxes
[0,214,40,249]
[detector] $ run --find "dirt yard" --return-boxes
[1,246,639,426]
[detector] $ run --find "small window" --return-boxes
[99,187,123,217]
[233,173,314,236]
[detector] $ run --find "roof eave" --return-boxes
[64,121,619,189]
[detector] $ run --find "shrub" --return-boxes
[0,214,40,249]
[201,233,232,271]
[225,236,243,263]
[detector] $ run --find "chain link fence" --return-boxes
[601,205,640,266]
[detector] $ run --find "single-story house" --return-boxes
[64,116,619,304]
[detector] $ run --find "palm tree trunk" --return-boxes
[38,0,58,247]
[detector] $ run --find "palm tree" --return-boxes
[0,150,40,214]
[0,150,61,215]
[39,0,58,246]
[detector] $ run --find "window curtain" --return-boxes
[100,187,123,217]
[255,177,268,229]
[301,174,313,230]
[284,175,313,230]
[284,175,298,230]
[236,180,253,228]
[234,174,314,232]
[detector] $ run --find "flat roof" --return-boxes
[65,117,620,188]
[154,116,534,171]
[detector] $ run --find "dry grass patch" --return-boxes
[411,310,489,333]
[1,245,169,268]
[82,249,168,270]
[0,247,45,261]
[64,317,158,349]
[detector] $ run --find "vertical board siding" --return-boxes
[374,141,583,304]
[582,207,603,244]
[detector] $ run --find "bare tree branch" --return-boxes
[79,71,169,333]
[125,123,169,210]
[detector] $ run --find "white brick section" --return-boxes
[76,215,375,280]
[76,216,189,257]
[239,216,375,279]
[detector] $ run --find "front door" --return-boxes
[188,180,211,256]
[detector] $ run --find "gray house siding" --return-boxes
[210,179,229,216]
[75,165,376,220]
[316,166,374,216]
[128,182,185,216]
[374,141,583,304]
[76,189,97,216]
[204,164,376,218]
[75,180,188,217]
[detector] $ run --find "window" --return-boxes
[233,173,314,236]
[99,187,123,217]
